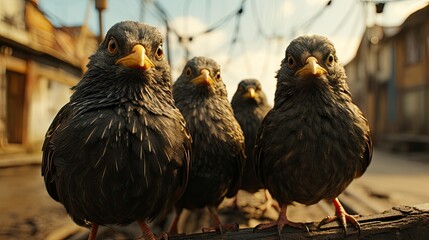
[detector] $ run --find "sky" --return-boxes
[39,0,428,105]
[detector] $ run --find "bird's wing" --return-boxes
[226,126,245,198]
[357,117,373,178]
[169,109,192,201]
[348,102,373,178]
[254,109,274,187]
[41,103,73,201]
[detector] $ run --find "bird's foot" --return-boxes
[317,198,361,236]
[253,218,308,235]
[202,223,239,234]
[317,214,360,235]
[136,232,171,240]
[155,232,169,240]
[137,220,157,240]
[254,204,309,238]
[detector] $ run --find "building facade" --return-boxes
[0,0,97,154]
[345,4,429,150]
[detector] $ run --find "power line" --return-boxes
[295,0,332,34]
[222,0,246,68]
[251,0,269,38]
[193,1,244,37]
[150,0,247,65]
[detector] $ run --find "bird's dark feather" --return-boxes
[255,35,372,206]
[41,21,191,227]
[231,79,271,192]
[173,57,244,210]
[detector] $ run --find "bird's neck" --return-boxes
[274,81,351,111]
[71,71,174,113]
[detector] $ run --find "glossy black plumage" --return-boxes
[231,79,271,193]
[170,56,244,233]
[255,35,372,233]
[41,21,191,239]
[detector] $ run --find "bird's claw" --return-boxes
[253,220,308,236]
[155,232,169,240]
[317,214,361,236]
[317,215,336,228]
[253,221,277,232]
[303,223,310,234]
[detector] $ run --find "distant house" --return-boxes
[0,0,97,154]
[345,4,429,151]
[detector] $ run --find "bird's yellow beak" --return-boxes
[191,69,213,86]
[295,56,327,78]
[116,45,155,70]
[243,87,257,99]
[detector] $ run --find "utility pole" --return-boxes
[76,0,92,71]
[95,0,107,44]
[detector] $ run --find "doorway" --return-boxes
[6,70,26,144]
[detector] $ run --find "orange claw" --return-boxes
[317,198,361,236]
[253,204,309,237]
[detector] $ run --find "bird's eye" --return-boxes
[155,45,164,60]
[215,71,221,80]
[107,38,118,54]
[327,54,335,66]
[184,67,192,77]
[287,56,295,68]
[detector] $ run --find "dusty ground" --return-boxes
[0,164,74,239]
[0,148,428,239]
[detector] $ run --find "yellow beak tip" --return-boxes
[295,56,327,78]
[191,69,213,86]
[116,45,155,70]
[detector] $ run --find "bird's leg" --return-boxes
[88,223,98,240]
[317,198,361,235]
[167,208,182,235]
[201,206,239,233]
[254,204,308,236]
[137,220,156,240]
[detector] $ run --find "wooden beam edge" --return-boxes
[168,204,429,240]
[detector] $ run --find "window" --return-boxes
[405,28,421,65]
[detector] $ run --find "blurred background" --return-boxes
[0,0,428,239]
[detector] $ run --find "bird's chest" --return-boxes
[279,101,363,164]
[68,105,171,170]
[184,102,237,165]
[236,109,262,140]
[186,101,230,138]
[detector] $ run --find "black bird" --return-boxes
[41,21,191,240]
[231,79,271,193]
[230,79,277,215]
[254,35,372,235]
[169,56,245,234]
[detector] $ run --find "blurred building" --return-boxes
[345,4,429,151]
[0,0,97,154]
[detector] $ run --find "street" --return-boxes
[0,148,428,239]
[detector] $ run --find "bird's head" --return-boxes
[232,79,267,105]
[174,56,227,97]
[276,35,346,89]
[86,21,169,86]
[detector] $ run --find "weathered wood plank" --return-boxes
[168,204,429,240]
